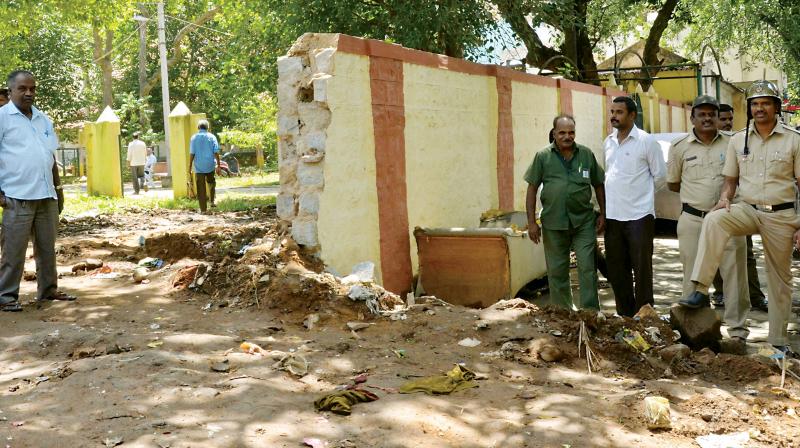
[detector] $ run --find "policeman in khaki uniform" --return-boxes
[679,80,800,355]
[668,95,750,352]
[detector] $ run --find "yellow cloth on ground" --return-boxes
[398,365,478,395]
[314,389,379,415]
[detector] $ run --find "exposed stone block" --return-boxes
[277,115,300,137]
[313,74,332,103]
[297,160,324,188]
[277,56,304,79]
[298,192,320,216]
[291,219,319,247]
[298,103,331,130]
[659,343,691,362]
[276,193,296,220]
[311,48,335,74]
[305,131,326,152]
[669,305,721,351]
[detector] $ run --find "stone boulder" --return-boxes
[669,304,721,351]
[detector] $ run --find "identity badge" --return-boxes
[582,170,590,178]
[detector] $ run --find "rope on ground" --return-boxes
[578,320,598,374]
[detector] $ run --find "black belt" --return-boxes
[748,202,794,213]
[682,203,710,218]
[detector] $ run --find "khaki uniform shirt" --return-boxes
[667,131,730,211]
[723,122,800,205]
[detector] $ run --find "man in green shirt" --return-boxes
[525,115,606,309]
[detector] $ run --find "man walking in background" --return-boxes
[127,131,147,194]
[603,96,666,317]
[189,119,220,213]
[526,115,606,310]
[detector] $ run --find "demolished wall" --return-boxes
[276,33,691,295]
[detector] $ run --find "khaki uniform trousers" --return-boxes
[692,203,800,346]
[678,212,749,339]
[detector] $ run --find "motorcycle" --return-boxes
[216,152,240,177]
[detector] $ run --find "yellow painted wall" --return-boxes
[510,81,558,209]
[572,91,606,163]
[403,63,498,273]
[317,52,384,280]
[659,104,670,132]
[652,69,697,104]
[87,108,123,197]
[671,106,685,132]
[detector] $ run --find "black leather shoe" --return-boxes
[751,297,768,312]
[711,293,725,308]
[679,291,710,309]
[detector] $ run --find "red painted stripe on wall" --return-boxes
[496,75,514,210]
[558,80,574,115]
[369,56,413,295]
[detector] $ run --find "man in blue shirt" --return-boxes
[189,119,220,213]
[0,70,75,312]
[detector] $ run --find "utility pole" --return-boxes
[136,4,147,98]
[157,1,171,160]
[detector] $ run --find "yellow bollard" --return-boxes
[168,102,207,199]
[78,123,94,191]
[86,107,123,197]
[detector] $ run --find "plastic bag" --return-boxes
[644,396,671,429]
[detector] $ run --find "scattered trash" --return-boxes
[644,326,663,344]
[133,267,150,283]
[22,270,36,281]
[347,285,375,302]
[147,340,164,348]
[314,389,379,415]
[138,257,164,269]
[643,396,671,429]
[341,262,375,284]
[399,364,478,395]
[149,323,161,330]
[634,304,659,320]
[90,266,118,279]
[616,328,651,352]
[11,421,24,427]
[258,274,270,283]
[189,263,210,290]
[392,349,407,358]
[138,235,146,247]
[458,338,482,347]
[202,302,212,311]
[273,352,309,376]
[240,341,265,355]
[695,431,750,448]
[549,330,562,337]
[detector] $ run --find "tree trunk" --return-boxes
[641,0,680,91]
[93,25,114,108]
[494,0,559,70]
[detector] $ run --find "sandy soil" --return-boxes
[1,208,800,448]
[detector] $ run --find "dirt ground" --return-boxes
[2,208,800,447]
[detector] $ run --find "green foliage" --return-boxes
[115,92,160,143]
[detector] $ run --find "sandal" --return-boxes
[41,291,77,301]
[1,301,22,312]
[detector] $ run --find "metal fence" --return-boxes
[55,146,83,179]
